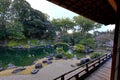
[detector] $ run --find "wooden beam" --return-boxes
[108,0,117,11]
[110,0,120,80]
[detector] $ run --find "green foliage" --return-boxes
[54,42,69,51]
[55,47,73,59]
[73,16,102,35]
[61,34,71,43]
[0,0,55,41]
[72,32,83,44]
[73,51,85,58]
[28,39,38,45]
[75,44,85,52]
[0,31,6,39]
[6,21,25,40]
[80,38,95,48]
[64,52,74,59]
[51,18,75,34]
[55,47,65,54]
[7,40,18,47]
[90,52,103,59]
[0,0,12,39]
[55,54,63,59]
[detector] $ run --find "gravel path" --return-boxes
[0,59,80,80]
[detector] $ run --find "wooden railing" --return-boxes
[54,53,112,80]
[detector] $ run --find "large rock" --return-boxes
[48,57,53,61]
[7,63,16,69]
[47,61,52,64]
[80,58,91,65]
[0,67,4,71]
[49,54,55,57]
[35,63,42,69]
[31,69,39,74]
[42,60,48,63]
[12,67,26,74]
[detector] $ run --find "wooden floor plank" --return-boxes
[85,59,112,80]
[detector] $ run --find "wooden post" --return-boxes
[75,74,79,80]
[85,64,88,72]
[111,0,120,80]
[106,54,108,60]
[61,75,64,80]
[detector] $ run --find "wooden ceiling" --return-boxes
[47,0,116,25]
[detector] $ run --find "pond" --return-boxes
[0,47,54,68]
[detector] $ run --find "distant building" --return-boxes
[94,31,113,48]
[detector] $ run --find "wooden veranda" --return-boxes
[53,53,112,80]
[86,59,112,80]
[47,0,120,80]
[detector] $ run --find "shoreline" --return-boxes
[0,59,80,80]
[0,57,67,77]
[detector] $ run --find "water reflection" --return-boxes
[0,47,52,68]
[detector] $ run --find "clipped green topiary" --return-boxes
[54,42,69,51]
[64,52,74,59]
[55,48,73,59]
[55,54,63,59]
[56,47,65,54]
[75,44,84,52]
[90,52,103,59]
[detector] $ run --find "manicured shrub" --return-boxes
[90,52,103,59]
[64,52,74,59]
[80,38,95,48]
[54,42,69,51]
[56,47,65,54]
[75,44,84,52]
[8,40,18,47]
[55,47,73,59]
[55,54,63,59]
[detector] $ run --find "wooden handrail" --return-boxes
[54,53,112,80]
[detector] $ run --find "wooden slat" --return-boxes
[85,59,111,80]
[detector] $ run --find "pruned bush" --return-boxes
[75,44,84,52]
[80,38,95,48]
[55,54,63,59]
[55,48,73,59]
[64,52,74,59]
[54,42,69,51]
[90,52,103,59]
[56,48,65,54]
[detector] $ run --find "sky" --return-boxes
[26,0,115,32]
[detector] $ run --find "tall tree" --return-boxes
[73,16,102,35]
[0,0,12,39]
[12,0,55,39]
[51,18,75,34]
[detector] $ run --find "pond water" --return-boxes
[0,47,54,68]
